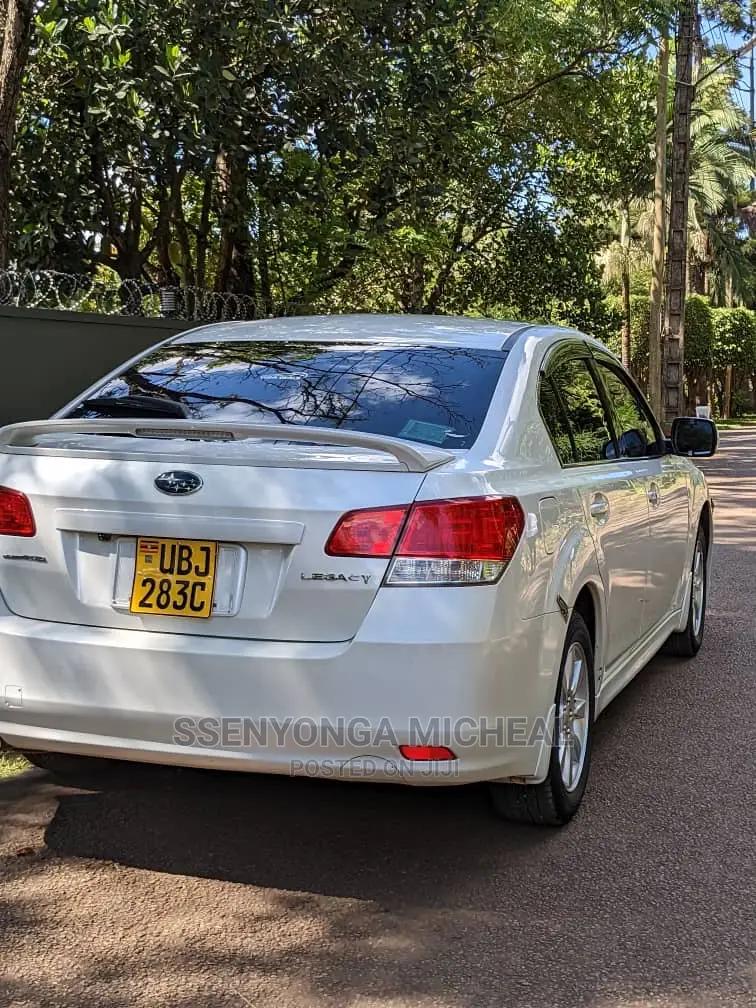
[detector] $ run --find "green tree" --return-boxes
[683,294,714,410]
[0,0,35,267]
[446,213,617,338]
[10,0,679,322]
[711,306,756,415]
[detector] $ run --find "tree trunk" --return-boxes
[195,161,214,292]
[696,374,708,411]
[621,269,632,370]
[685,368,703,413]
[723,364,733,419]
[648,26,669,420]
[620,204,632,369]
[400,254,425,313]
[425,213,467,314]
[255,205,270,317]
[215,148,237,294]
[216,149,257,314]
[0,0,34,268]
[153,178,178,288]
[170,166,196,288]
[688,248,706,294]
[661,4,697,429]
[712,377,723,416]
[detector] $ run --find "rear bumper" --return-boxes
[0,597,564,786]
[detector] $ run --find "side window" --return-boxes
[538,376,575,464]
[542,357,614,465]
[595,362,662,458]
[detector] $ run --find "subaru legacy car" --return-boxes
[0,315,716,825]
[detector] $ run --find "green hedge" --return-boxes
[711,307,756,373]
[685,295,715,370]
[604,294,719,395]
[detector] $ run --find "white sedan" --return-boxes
[0,315,716,825]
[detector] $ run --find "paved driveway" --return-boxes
[1,430,755,1008]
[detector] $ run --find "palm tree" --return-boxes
[599,202,652,368]
[604,61,755,343]
[686,65,756,304]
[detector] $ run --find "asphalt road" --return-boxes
[1,429,755,1008]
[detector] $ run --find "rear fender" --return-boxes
[544,525,607,695]
[516,538,606,785]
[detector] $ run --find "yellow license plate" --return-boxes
[130,538,218,618]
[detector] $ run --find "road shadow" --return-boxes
[41,766,542,906]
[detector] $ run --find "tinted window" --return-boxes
[539,377,575,465]
[546,358,614,464]
[68,341,507,450]
[595,362,661,458]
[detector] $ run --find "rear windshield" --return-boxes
[68,340,507,449]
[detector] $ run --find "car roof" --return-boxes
[172,314,545,351]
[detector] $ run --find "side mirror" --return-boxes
[670,417,718,457]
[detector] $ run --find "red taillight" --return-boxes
[396,497,524,562]
[325,496,524,585]
[325,504,409,557]
[0,486,36,537]
[399,745,457,761]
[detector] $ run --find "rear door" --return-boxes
[540,349,650,666]
[591,356,690,632]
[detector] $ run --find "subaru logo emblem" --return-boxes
[154,471,203,496]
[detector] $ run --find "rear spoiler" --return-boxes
[0,419,455,473]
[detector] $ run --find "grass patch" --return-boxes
[0,752,30,779]
[715,414,756,430]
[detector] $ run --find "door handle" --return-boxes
[589,494,610,519]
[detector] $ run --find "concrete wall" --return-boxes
[0,306,188,426]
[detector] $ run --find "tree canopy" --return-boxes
[9,0,675,321]
[2,0,756,415]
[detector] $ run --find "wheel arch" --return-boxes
[569,578,606,698]
[699,498,713,550]
[543,519,607,689]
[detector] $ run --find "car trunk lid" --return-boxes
[0,420,448,642]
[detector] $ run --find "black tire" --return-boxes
[489,612,595,827]
[662,525,708,658]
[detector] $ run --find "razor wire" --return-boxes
[0,269,264,321]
